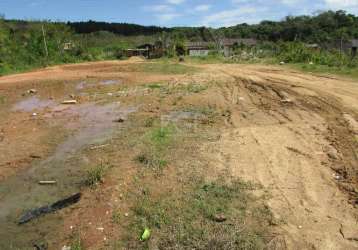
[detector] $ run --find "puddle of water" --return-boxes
[165,111,205,122]
[100,79,120,86]
[75,81,87,90]
[0,102,136,248]
[12,96,55,112]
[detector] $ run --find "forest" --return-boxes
[1,10,358,75]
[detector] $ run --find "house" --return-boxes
[63,42,75,51]
[185,42,212,56]
[125,42,164,59]
[220,38,257,57]
[125,48,150,58]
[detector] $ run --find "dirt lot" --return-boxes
[0,59,357,249]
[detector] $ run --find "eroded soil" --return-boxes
[0,59,357,249]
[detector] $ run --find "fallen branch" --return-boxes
[18,193,81,225]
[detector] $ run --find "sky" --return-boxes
[1,0,358,27]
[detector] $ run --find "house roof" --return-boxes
[305,43,320,48]
[221,38,257,46]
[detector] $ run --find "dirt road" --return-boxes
[0,60,357,249]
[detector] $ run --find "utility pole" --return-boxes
[41,24,49,58]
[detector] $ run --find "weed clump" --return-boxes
[135,124,176,170]
[85,163,108,187]
[125,178,271,249]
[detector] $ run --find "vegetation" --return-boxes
[135,124,176,170]
[126,177,272,249]
[135,62,198,75]
[1,10,358,76]
[85,163,108,187]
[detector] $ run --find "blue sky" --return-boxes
[1,0,358,27]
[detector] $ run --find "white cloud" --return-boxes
[280,0,300,6]
[156,13,182,22]
[167,0,186,5]
[145,5,173,12]
[194,4,212,12]
[202,6,265,27]
[325,0,358,8]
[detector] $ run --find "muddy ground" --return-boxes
[0,58,357,250]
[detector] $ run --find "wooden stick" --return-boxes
[38,181,57,185]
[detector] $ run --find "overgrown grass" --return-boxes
[70,231,83,250]
[112,209,122,224]
[125,177,271,249]
[288,63,358,80]
[135,62,198,75]
[85,163,108,187]
[0,95,6,105]
[185,83,208,93]
[135,124,176,170]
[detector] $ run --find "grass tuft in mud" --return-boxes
[70,230,84,250]
[124,177,271,250]
[85,163,109,187]
[0,95,6,105]
[185,83,208,93]
[135,123,176,170]
[137,62,198,75]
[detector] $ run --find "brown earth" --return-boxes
[0,60,357,249]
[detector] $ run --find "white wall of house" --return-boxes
[189,49,209,56]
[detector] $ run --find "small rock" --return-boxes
[281,99,292,104]
[328,152,338,160]
[333,174,341,180]
[62,246,71,250]
[213,214,227,223]
[280,61,285,65]
[97,227,104,231]
[28,89,37,94]
[114,118,125,123]
[298,225,303,229]
[32,113,38,117]
[124,213,129,217]
[69,94,75,99]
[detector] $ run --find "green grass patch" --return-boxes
[146,83,163,89]
[185,83,208,93]
[136,62,198,75]
[85,163,109,187]
[125,177,271,249]
[135,124,176,170]
[148,125,175,149]
[289,63,358,80]
[70,231,84,250]
[112,209,122,224]
[0,95,6,105]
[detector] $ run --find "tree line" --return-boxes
[1,10,358,75]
